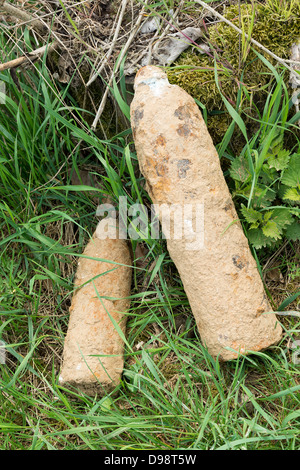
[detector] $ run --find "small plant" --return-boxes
[228,75,300,250]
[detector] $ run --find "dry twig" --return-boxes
[87,0,129,88]
[0,42,57,72]
[0,0,47,33]
[91,1,148,130]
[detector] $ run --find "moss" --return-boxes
[167,1,300,148]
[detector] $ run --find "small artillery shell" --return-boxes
[130,66,282,360]
[59,221,132,395]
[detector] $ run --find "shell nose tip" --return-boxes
[134,65,167,88]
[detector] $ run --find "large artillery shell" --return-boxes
[59,221,132,395]
[130,65,282,360]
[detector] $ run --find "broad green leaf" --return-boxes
[260,164,279,184]
[290,208,300,218]
[283,187,300,202]
[247,228,276,249]
[285,220,300,241]
[281,154,300,187]
[271,208,294,230]
[262,220,281,239]
[241,204,262,225]
[263,211,273,222]
[267,148,291,171]
[230,156,250,182]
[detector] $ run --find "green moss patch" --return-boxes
[167,1,300,146]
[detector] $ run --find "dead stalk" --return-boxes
[0,0,47,33]
[91,1,148,131]
[0,42,57,72]
[87,0,129,88]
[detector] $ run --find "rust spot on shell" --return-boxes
[156,134,166,146]
[133,107,144,125]
[144,155,171,192]
[255,306,265,317]
[232,255,246,270]
[224,199,233,211]
[155,162,168,177]
[177,124,191,137]
[174,105,186,120]
[174,102,199,121]
[176,159,191,178]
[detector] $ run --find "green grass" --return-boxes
[0,4,300,450]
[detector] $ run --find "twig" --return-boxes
[0,42,57,72]
[275,311,300,318]
[1,0,93,30]
[150,0,189,59]
[193,0,298,78]
[87,0,129,88]
[285,59,300,64]
[142,0,184,67]
[124,0,184,73]
[91,1,147,131]
[0,0,47,34]
[91,82,111,131]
